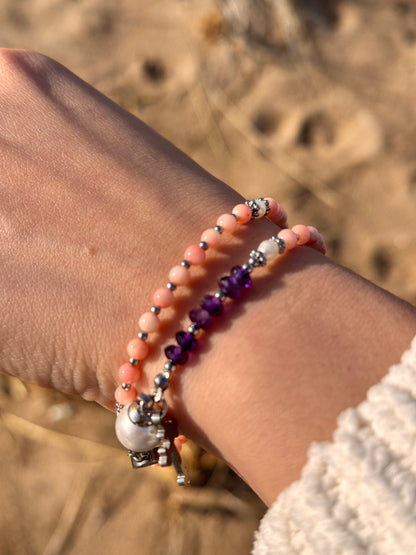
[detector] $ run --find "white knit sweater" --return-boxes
[253,336,416,554]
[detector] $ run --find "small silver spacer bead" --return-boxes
[121,382,131,391]
[245,199,258,218]
[129,358,139,366]
[249,249,267,267]
[138,331,148,341]
[215,290,227,301]
[151,305,161,314]
[152,390,164,404]
[214,225,223,234]
[115,402,123,413]
[264,198,271,213]
[188,323,202,336]
[154,373,170,391]
[150,412,165,426]
[231,213,238,221]
[181,259,191,269]
[167,282,177,291]
[164,361,176,373]
[272,235,286,254]
[242,262,254,273]
[199,241,209,250]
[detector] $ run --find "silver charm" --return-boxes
[116,397,188,485]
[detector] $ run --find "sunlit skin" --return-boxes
[1,49,415,505]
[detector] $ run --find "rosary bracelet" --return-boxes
[114,198,326,484]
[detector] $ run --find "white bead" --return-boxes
[115,405,160,452]
[257,238,279,260]
[254,199,267,218]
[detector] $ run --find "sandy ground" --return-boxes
[0,1,416,553]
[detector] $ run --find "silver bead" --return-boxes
[154,373,170,390]
[242,262,254,273]
[121,382,131,390]
[129,358,139,366]
[249,249,267,267]
[199,241,209,250]
[272,235,286,254]
[214,225,223,234]
[164,361,176,373]
[138,331,148,341]
[151,412,163,425]
[181,260,191,269]
[151,305,161,314]
[115,404,161,452]
[167,282,177,291]
[188,323,201,336]
[264,198,271,213]
[214,290,226,301]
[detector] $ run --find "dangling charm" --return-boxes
[115,396,187,485]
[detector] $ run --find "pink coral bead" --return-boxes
[153,287,175,308]
[306,226,326,254]
[278,228,298,250]
[292,224,310,245]
[216,213,238,233]
[168,265,191,285]
[266,198,288,228]
[201,228,221,248]
[139,311,160,333]
[115,385,137,405]
[184,244,206,265]
[307,226,320,245]
[232,203,252,224]
[127,337,149,360]
[118,362,141,384]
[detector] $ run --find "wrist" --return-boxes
[167,248,416,503]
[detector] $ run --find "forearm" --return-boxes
[2,49,415,508]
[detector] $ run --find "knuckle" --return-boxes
[0,48,58,93]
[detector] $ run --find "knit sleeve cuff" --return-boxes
[253,335,416,554]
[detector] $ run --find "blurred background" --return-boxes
[0,0,415,553]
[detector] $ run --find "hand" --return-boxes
[0,47,242,406]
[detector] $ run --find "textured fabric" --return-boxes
[253,336,416,554]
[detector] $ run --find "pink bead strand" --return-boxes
[114,199,276,406]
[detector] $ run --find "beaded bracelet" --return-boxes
[114,198,289,408]
[114,198,326,484]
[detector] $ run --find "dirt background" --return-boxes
[0,1,416,554]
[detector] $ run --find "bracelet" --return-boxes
[114,198,326,484]
[114,197,288,408]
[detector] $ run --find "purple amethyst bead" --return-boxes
[201,294,223,316]
[218,275,242,299]
[189,308,213,330]
[232,265,252,288]
[164,345,189,365]
[176,331,198,351]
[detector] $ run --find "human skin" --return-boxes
[1,49,415,506]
